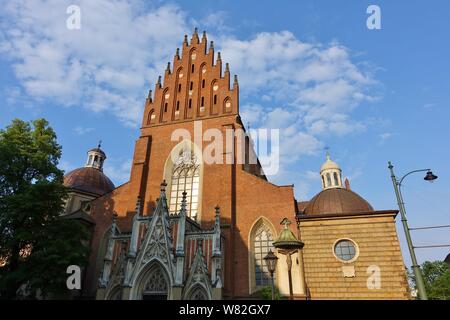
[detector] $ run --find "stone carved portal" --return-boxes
[189,286,208,300]
[140,263,169,300]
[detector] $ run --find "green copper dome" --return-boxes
[273,218,304,250]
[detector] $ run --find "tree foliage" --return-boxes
[259,285,283,300]
[410,260,450,300]
[0,119,90,299]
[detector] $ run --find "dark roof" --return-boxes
[445,253,450,265]
[64,167,115,196]
[304,188,374,215]
[88,147,106,157]
[64,210,96,225]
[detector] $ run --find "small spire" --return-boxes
[210,41,214,50]
[111,213,118,235]
[147,89,152,101]
[215,205,220,217]
[217,52,221,62]
[180,191,187,215]
[345,178,351,190]
[166,62,171,73]
[160,180,167,192]
[135,196,141,216]
[157,75,161,86]
[183,34,188,45]
[175,48,180,59]
[325,146,330,160]
[202,30,207,42]
[192,28,200,44]
[225,63,230,73]
[98,140,102,149]
[233,74,238,85]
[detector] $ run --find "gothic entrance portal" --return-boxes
[140,263,169,300]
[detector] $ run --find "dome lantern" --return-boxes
[320,152,342,190]
[85,141,106,171]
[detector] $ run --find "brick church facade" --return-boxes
[63,30,410,300]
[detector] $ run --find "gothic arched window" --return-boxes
[169,149,200,221]
[253,224,275,286]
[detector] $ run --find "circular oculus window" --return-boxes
[333,239,358,262]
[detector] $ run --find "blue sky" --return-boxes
[1,0,449,266]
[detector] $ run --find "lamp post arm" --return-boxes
[398,169,430,186]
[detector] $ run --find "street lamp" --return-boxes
[263,250,278,300]
[388,161,438,300]
[424,170,438,182]
[273,218,304,300]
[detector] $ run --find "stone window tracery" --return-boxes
[253,224,275,286]
[189,287,208,300]
[169,149,200,221]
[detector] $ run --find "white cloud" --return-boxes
[216,31,378,177]
[0,0,190,126]
[239,103,264,127]
[103,158,132,186]
[74,126,94,136]
[198,11,233,34]
[423,103,436,109]
[379,132,393,144]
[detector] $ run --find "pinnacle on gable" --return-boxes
[183,34,188,46]
[191,27,199,44]
[175,48,180,60]
[147,89,152,102]
[215,205,220,217]
[166,62,171,74]
[202,30,207,42]
[234,74,239,85]
[225,63,230,73]
[160,180,167,192]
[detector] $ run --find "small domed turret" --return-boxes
[320,152,342,190]
[86,141,106,171]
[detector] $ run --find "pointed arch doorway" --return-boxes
[139,263,170,300]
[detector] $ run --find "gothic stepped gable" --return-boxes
[142,28,239,127]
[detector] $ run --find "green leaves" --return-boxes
[410,260,450,300]
[0,118,89,299]
[0,119,62,195]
